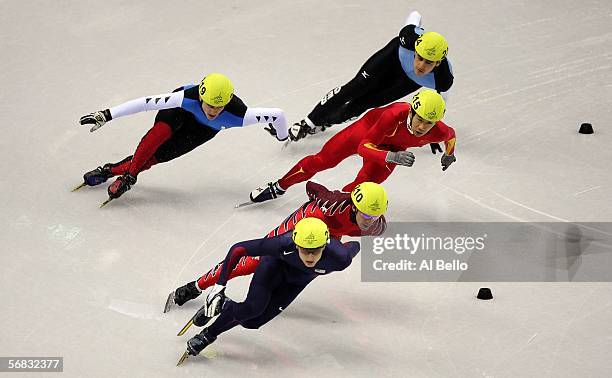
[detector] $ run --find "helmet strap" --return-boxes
[407,111,416,135]
[349,205,358,224]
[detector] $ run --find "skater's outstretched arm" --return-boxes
[216,233,361,286]
[326,238,361,271]
[108,91,185,119]
[243,107,289,141]
[431,121,457,171]
[79,89,185,131]
[306,181,354,215]
[424,120,456,157]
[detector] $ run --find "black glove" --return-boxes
[264,123,277,137]
[288,120,312,142]
[385,151,415,167]
[80,109,112,132]
[441,154,456,171]
[429,143,443,154]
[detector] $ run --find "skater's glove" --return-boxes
[264,123,278,138]
[288,122,312,142]
[385,151,415,167]
[429,143,443,154]
[288,124,302,141]
[264,123,287,141]
[205,284,226,317]
[80,109,111,132]
[441,154,456,171]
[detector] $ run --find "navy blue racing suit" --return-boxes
[206,232,360,336]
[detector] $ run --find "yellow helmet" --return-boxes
[198,73,234,107]
[351,182,388,217]
[292,218,330,249]
[410,89,446,123]
[415,31,448,62]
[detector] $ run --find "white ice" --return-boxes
[1,0,611,377]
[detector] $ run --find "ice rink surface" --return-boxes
[1,0,611,376]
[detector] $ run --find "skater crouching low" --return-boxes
[75,73,288,206]
[176,217,360,364]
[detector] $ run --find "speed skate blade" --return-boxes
[163,292,175,314]
[99,198,113,208]
[71,183,86,192]
[235,201,257,208]
[176,351,189,366]
[177,318,194,337]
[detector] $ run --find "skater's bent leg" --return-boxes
[127,121,172,176]
[207,258,283,337]
[307,74,372,127]
[309,37,403,126]
[277,129,358,190]
[205,301,240,337]
[277,155,335,190]
[136,156,158,173]
[153,111,218,164]
[108,156,157,183]
[196,256,261,291]
[342,160,396,192]
[107,155,134,176]
[344,79,420,120]
[240,283,306,330]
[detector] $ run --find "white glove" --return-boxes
[405,11,422,27]
[204,284,226,317]
[79,110,111,132]
[385,151,415,167]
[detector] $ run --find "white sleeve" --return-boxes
[243,107,289,141]
[404,11,422,27]
[108,91,184,120]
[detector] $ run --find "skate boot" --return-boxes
[176,296,227,336]
[164,281,202,313]
[175,281,202,306]
[83,164,114,186]
[186,328,217,356]
[250,181,285,203]
[107,173,137,199]
[191,305,212,327]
